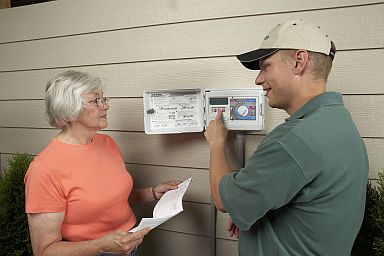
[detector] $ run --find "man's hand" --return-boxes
[227,218,240,239]
[204,111,228,149]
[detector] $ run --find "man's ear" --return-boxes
[293,50,309,75]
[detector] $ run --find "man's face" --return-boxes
[255,51,295,111]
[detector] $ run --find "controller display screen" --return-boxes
[230,98,257,120]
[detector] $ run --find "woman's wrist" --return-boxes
[94,237,107,254]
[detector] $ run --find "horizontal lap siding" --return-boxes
[0,6,383,71]
[0,0,382,43]
[137,229,210,256]
[0,128,383,179]
[1,95,383,138]
[0,49,383,100]
[0,154,7,176]
[133,201,211,236]
[128,163,210,204]
[1,1,383,255]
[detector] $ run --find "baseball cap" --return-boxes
[236,19,336,70]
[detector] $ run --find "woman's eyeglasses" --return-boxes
[88,97,110,108]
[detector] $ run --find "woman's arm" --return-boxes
[129,180,181,205]
[28,212,149,256]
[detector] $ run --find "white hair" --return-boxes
[45,70,104,128]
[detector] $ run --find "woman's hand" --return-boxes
[227,218,240,239]
[130,180,181,204]
[97,228,150,254]
[152,180,181,200]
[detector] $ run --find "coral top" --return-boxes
[24,134,136,241]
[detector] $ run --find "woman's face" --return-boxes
[77,89,109,131]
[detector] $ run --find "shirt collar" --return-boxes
[286,92,344,121]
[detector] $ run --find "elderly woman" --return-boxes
[25,70,180,256]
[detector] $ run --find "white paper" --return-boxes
[129,178,192,233]
[148,91,202,130]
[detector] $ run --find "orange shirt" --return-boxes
[24,134,136,242]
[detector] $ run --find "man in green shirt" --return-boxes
[204,19,368,255]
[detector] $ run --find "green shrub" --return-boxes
[372,172,384,255]
[353,170,384,256]
[0,153,34,256]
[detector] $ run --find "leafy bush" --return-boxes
[353,171,384,256]
[371,172,384,255]
[0,153,34,256]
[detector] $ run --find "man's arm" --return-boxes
[204,111,232,212]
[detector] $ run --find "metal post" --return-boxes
[236,131,245,168]
[211,201,217,256]
[211,131,245,256]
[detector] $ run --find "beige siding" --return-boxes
[0,1,383,255]
[137,229,210,256]
[0,128,242,169]
[1,95,383,137]
[128,164,210,203]
[0,49,383,101]
[133,201,211,237]
[0,0,382,43]
[0,153,9,175]
[217,238,239,255]
[343,95,384,138]
[1,5,383,71]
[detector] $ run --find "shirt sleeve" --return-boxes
[24,159,66,213]
[219,139,310,231]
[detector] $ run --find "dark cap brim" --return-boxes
[236,48,279,70]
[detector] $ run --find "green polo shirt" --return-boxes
[220,92,369,256]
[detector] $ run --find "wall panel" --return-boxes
[1,49,382,101]
[0,128,382,179]
[0,128,242,169]
[0,128,56,154]
[128,163,210,203]
[217,238,238,256]
[138,229,210,256]
[328,49,384,94]
[1,5,382,71]
[116,131,211,168]
[0,0,381,43]
[364,138,384,178]
[344,95,384,138]
[0,153,8,175]
[133,201,211,236]
[0,100,46,128]
[1,94,383,137]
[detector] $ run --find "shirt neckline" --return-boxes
[286,92,343,122]
[51,135,98,150]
